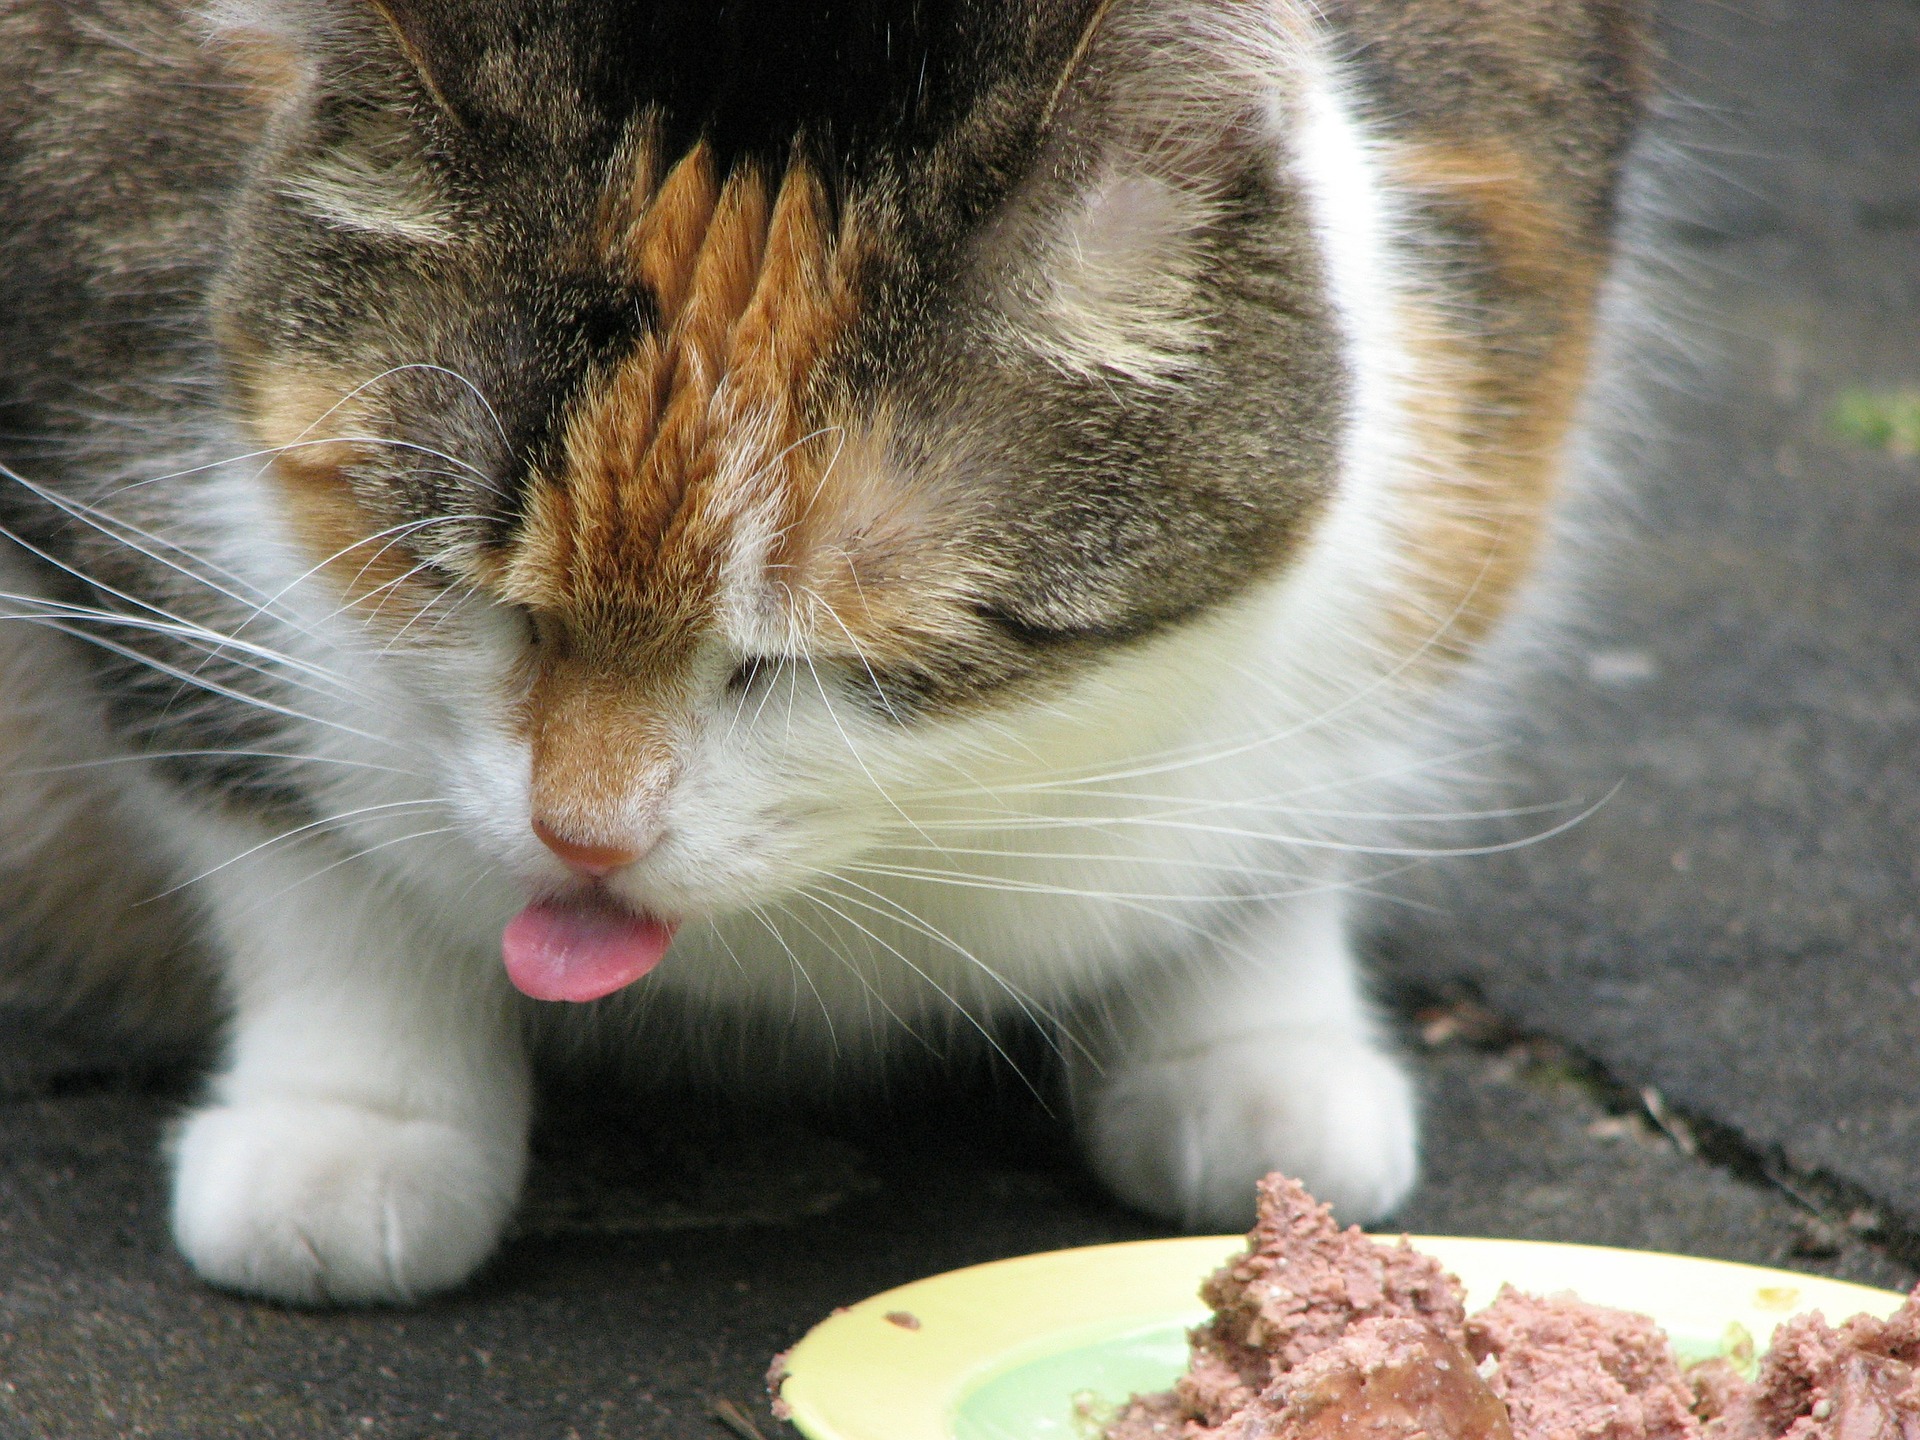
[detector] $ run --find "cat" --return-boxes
[0,0,1646,1304]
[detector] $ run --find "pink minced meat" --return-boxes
[1106,1317,1509,1440]
[1467,1287,1701,1440]
[1221,1316,1515,1440]
[766,1349,793,1421]
[1099,1172,1920,1440]
[1185,1176,1468,1426]
[1702,1289,1920,1440]
[1105,1175,1469,1438]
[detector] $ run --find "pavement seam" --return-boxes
[1390,980,1920,1274]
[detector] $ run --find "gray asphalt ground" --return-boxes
[1380,0,1920,1266]
[3,2,1918,1436]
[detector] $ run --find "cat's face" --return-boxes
[203,0,1343,967]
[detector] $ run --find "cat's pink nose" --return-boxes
[532,817,645,878]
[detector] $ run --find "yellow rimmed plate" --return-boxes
[776,1235,1906,1440]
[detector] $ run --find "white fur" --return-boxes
[168,821,528,1302]
[1071,888,1417,1226]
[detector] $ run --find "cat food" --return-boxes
[1698,1302,1920,1440]
[1110,1174,1470,1434]
[1105,1176,1920,1440]
[1468,1287,1700,1440]
[1155,1315,1515,1440]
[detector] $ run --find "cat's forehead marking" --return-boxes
[501,146,861,658]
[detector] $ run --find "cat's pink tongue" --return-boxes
[501,900,678,1003]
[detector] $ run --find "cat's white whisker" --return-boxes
[772,895,936,1057]
[263,512,482,630]
[747,900,852,1056]
[385,363,514,454]
[257,824,467,909]
[0,468,375,687]
[867,838,1335,879]
[0,588,357,699]
[909,720,1510,805]
[794,882,1049,1097]
[373,571,481,651]
[837,857,1349,918]
[8,748,423,781]
[146,797,452,901]
[397,585,484,646]
[810,581,905,727]
[903,793,1582,829]
[318,436,501,493]
[1,460,329,642]
[880,799,1603,861]
[798,865,1086,1063]
[0,607,404,751]
[798,625,948,857]
[263,362,505,491]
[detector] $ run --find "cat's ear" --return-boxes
[1042,0,1314,199]
[983,0,1312,387]
[197,1,307,101]
[199,0,456,121]
[201,1,462,244]
[359,1,457,111]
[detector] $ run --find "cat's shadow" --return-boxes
[514,1039,1111,1246]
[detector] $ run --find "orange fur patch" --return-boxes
[519,643,685,844]
[1381,137,1605,665]
[506,149,971,823]
[506,152,853,629]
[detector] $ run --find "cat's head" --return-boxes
[198,0,1349,991]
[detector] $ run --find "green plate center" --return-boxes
[953,1320,1193,1440]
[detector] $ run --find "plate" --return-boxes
[775,1235,1907,1440]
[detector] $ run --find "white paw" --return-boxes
[169,1097,523,1305]
[1077,1030,1417,1230]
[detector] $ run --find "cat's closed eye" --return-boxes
[725,657,772,694]
[523,611,559,650]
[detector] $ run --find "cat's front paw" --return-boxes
[169,1097,523,1305]
[1077,1030,1417,1230]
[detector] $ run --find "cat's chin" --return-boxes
[500,897,680,1003]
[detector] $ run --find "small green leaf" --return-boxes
[1831,389,1920,455]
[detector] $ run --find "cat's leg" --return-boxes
[1071,887,1416,1229]
[169,837,528,1304]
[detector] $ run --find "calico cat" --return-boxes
[0,0,1645,1303]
